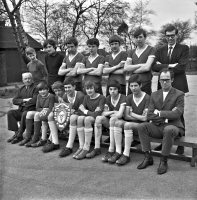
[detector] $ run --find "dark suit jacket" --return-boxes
[152,43,189,93]
[147,87,185,134]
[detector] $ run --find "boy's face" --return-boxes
[86,86,96,97]
[134,33,146,48]
[64,84,75,95]
[39,89,49,97]
[27,53,36,61]
[53,88,64,97]
[88,44,98,55]
[129,82,141,94]
[46,44,56,55]
[109,87,119,97]
[110,42,120,53]
[67,43,77,55]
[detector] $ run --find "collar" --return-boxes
[168,43,176,50]
[49,52,57,57]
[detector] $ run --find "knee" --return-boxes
[26,111,35,119]
[95,116,104,125]
[84,116,94,126]
[70,115,78,125]
[34,112,40,120]
[47,112,54,121]
[114,120,123,128]
[163,126,179,138]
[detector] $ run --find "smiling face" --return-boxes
[46,44,56,55]
[165,29,178,46]
[64,84,75,96]
[39,88,49,97]
[22,74,33,86]
[85,86,96,98]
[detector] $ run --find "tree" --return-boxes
[0,1,8,21]
[2,0,29,56]
[157,20,194,47]
[24,0,56,40]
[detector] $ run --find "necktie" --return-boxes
[168,46,173,63]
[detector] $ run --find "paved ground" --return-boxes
[0,75,197,200]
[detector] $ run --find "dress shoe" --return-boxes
[75,150,89,160]
[154,144,162,151]
[59,147,73,157]
[19,138,30,146]
[116,154,130,166]
[25,140,34,147]
[42,143,60,153]
[157,157,168,175]
[86,148,101,159]
[31,139,47,147]
[137,153,154,169]
[108,152,122,164]
[73,148,83,159]
[11,136,23,144]
[7,133,17,143]
[131,140,140,147]
[101,151,114,162]
[175,146,184,155]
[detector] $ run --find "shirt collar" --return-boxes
[168,43,176,50]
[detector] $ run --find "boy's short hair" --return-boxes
[109,35,122,45]
[37,81,49,91]
[25,47,36,55]
[84,81,98,90]
[133,28,147,38]
[87,38,100,47]
[43,39,56,49]
[165,24,178,35]
[128,74,142,85]
[63,77,76,86]
[65,37,78,46]
[108,80,121,92]
[51,81,64,91]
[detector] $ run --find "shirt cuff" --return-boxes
[84,110,88,115]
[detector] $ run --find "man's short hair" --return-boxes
[65,37,78,46]
[128,74,142,85]
[87,38,100,47]
[158,68,174,80]
[36,81,49,91]
[133,28,147,38]
[108,80,121,92]
[52,81,64,91]
[22,72,32,79]
[165,25,178,35]
[43,39,56,49]
[63,77,76,86]
[25,47,36,55]
[109,35,122,45]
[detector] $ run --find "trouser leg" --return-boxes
[7,110,21,131]
[17,111,28,137]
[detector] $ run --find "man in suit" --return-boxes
[7,73,38,144]
[152,24,189,154]
[136,68,185,174]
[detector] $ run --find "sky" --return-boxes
[140,0,197,45]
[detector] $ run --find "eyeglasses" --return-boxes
[159,79,171,82]
[165,34,176,38]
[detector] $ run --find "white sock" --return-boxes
[108,127,115,152]
[123,130,133,156]
[48,121,59,144]
[66,125,77,148]
[41,122,48,140]
[77,127,85,149]
[94,124,102,149]
[83,128,93,151]
[114,127,122,154]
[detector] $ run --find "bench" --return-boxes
[101,136,197,167]
[149,136,197,167]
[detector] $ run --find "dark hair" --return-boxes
[65,37,78,46]
[108,80,121,92]
[63,77,76,86]
[158,68,174,80]
[128,74,142,85]
[109,35,122,44]
[133,28,147,38]
[51,81,64,91]
[87,38,100,47]
[84,81,98,90]
[37,81,49,91]
[43,39,56,49]
[165,25,178,35]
